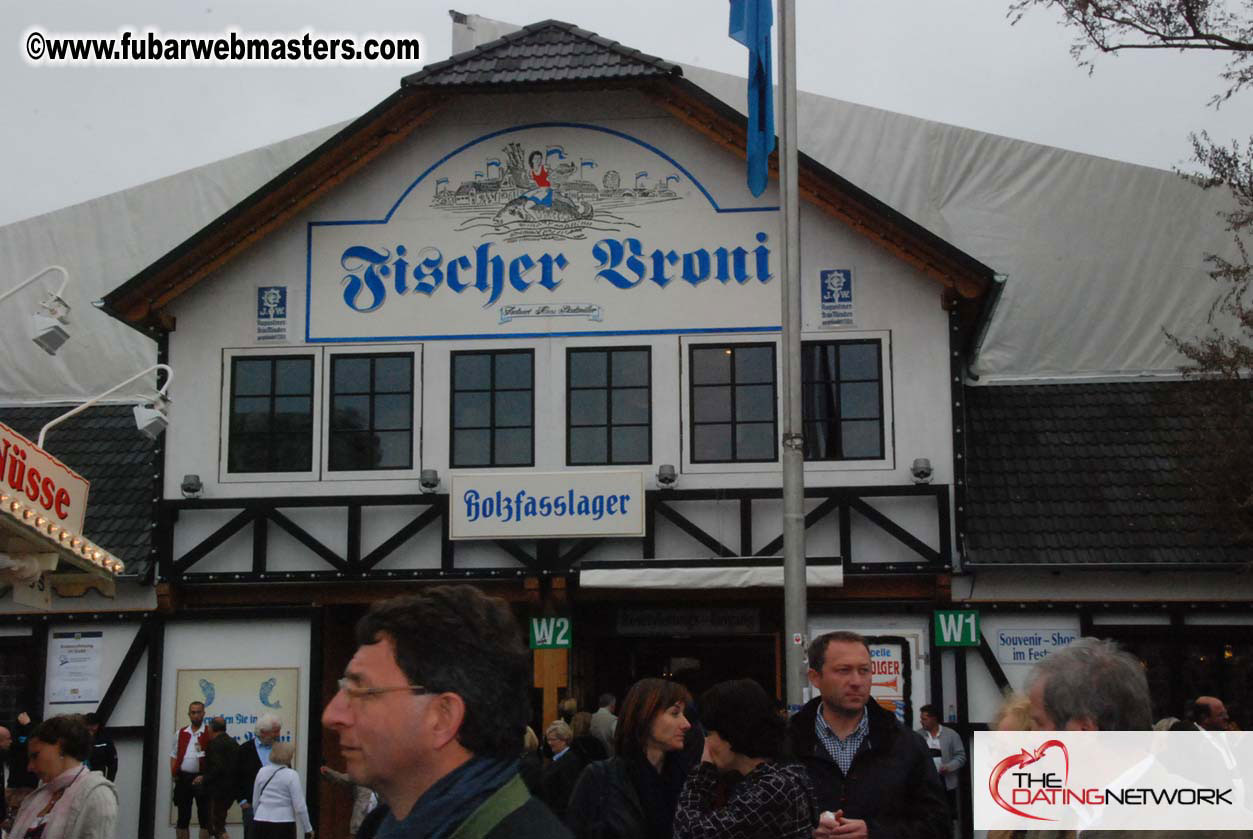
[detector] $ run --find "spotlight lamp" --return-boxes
[0,266,72,356]
[656,463,678,487]
[180,474,204,499]
[39,363,174,448]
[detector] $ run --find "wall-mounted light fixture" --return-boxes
[419,468,441,493]
[657,464,677,487]
[1,265,72,356]
[180,474,204,499]
[39,363,173,448]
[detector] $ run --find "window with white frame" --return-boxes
[227,355,316,473]
[450,349,534,467]
[567,347,652,466]
[327,353,415,471]
[801,339,884,460]
[689,343,777,463]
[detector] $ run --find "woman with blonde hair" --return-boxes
[252,741,313,839]
[989,693,1032,839]
[992,691,1034,732]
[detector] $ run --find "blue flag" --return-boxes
[729,0,775,197]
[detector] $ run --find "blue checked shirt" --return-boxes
[814,706,869,775]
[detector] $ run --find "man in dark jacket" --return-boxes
[84,713,119,781]
[204,716,240,839]
[322,585,571,839]
[540,721,584,820]
[6,712,37,817]
[786,631,948,839]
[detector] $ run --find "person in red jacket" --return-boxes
[170,700,212,839]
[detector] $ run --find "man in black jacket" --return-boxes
[786,631,948,839]
[322,586,571,839]
[84,713,119,781]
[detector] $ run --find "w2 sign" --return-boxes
[934,610,980,647]
[530,617,572,650]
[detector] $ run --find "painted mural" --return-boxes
[432,140,683,242]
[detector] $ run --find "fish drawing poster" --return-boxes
[172,667,299,825]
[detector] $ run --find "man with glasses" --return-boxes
[322,585,570,838]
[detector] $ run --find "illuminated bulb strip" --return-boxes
[0,495,124,576]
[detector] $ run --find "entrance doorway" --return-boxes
[595,634,780,704]
[1097,625,1253,729]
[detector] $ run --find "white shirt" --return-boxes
[170,724,207,774]
[252,763,313,834]
[924,729,943,772]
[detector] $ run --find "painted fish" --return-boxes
[259,676,282,709]
[199,679,215,707]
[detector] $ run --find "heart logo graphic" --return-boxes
[988,740,1070,821]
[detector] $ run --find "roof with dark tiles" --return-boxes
[964,381,1252,567]
[402,20,680,88]
[0,405,155,573]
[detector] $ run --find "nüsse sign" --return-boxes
[0,421,89,534]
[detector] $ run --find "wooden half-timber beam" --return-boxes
[653,500,737,558]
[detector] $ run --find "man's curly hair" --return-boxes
[355,585,530,758]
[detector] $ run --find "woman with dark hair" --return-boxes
[673,679,815,839]
[566,678,696,839]
[9,714,118,839]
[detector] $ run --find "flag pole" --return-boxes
[776,0,808,711]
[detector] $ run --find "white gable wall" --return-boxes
[162,89,953,570]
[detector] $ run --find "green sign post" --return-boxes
[933,610,979,647]
[529,616,572,650]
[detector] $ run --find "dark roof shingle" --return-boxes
[965,381,1252,567]
[403,20,680,88]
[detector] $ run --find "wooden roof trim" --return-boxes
[643,81,991,300]
[148,102,439,316]
[114,90,441,327]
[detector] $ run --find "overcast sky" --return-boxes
[3,0,1246,227]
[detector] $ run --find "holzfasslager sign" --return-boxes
[307,123,780,341]
[449,472,644,540]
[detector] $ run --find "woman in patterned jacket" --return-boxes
[674,679,816,839]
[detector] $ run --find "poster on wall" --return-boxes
[867,636,911,725]
[256,285,288,343]
[819,269,854,327]
[172,668,299,825]
[48,630,102,705]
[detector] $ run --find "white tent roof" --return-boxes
[680,63,1239,384]
[2,21,1237,402]
[0,124,340,404]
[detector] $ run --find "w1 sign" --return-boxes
[934,610,979,647]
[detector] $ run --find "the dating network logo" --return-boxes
[989,739,1074,821]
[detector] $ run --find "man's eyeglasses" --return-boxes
[336,677,429,703]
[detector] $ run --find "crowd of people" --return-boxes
[1,588,1245,838]
[318,587,955,839]
[169,702,309,839]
